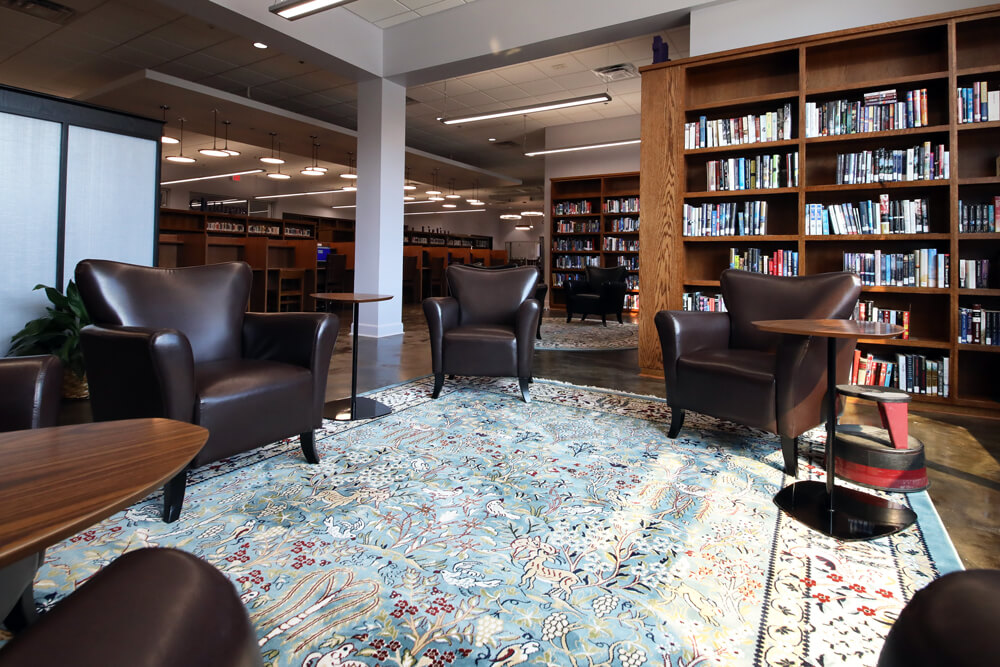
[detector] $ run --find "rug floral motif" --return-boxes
[19,378,959,667]
[536,318,638,351]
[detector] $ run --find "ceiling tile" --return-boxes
[102,44,166,69]
[375,12,419,28]
[173,52,235,77]
[456,70,509,91]
[250,55,317,80]
[145,16,229,52]
[550,70,602,91]
[216,70,276,90]
[397,0,448,9]
[515,79,565,97]
[571,45,629,70]
[414,0,466,17]
[427,78,476,96]
[125,35,192,61]
[286,69,354,90]
[485,85,529,102]
[198,38,274,69]
[405,85,446,103]
[532,54,589,76]
[450,90,499,107]
[495,62,549,85]
[0,9,58,60]
[155,61,217,82]
[617,36,657,62]
[608,77,642,94]
[347,0,410,22]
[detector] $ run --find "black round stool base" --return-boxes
[774,480,917,541]
[327,397,392,421]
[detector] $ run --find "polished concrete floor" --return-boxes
[329,304,1000,570]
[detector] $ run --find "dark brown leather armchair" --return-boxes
[0,548,262,666]
[75,260,339,522]
[655,269,861,476]
[423,265,540,402]
[468,263,547,339]
[565,265,627,325]
[0,355,62,633]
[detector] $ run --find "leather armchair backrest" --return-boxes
[586,265,627,289]
[76,260,251,364]
[447,265,537,326]
[722,269,861,351]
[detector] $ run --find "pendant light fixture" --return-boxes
[260,132,285,164]
[426,168,441,195]
[445,179,461,199]
[500,213,522,220]
[340,151,357,180]
[302,137,326,175]
[266,141,291,179]
[159,105,178,144]
[522,210,544,217]
[164,118,196,163]
[403,167,416,191]
[221,120,240,156]
[199,110,231,157]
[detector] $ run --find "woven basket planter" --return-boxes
[62,371,89,400]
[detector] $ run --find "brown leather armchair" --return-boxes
[565,265,627,325]
[75,260,339,522]
[423,265,540,402]
[0,355,62,633]
[655,269,861,476]
[0,548,262,666]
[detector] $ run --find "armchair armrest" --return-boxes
[654,310,731,403]
[80,325,195,423]
[565,279,591,296]
[423,297,459,374]
[243,313,339,425]
[599,280,628,306]
[0,355,63,431]
[515,298,541,378]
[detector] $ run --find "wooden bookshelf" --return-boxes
[549,172,640,312]
[639,4,1000,409]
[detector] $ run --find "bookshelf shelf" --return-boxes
[640,4,1000,408]
[550,172,641,313]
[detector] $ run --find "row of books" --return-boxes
[684,103,793,149]
[206,220,245,233]
[957,82,1000,123]
[551,272,575,288]
[805,196,929,235]
[729,248,799,276]
[247,223,281,236]
[805,88,929,137]
[834,143,949,184]
[604,197,640,213]
[852,300,910,339]
[843,250,949,287]
[607,216,640,232]
[604,237,639,252]
[615,256,640,270]
[682,291,727,312]
[554,255,601,269]
[957,258,993,289]
[850,350,949,397]
[553,200,595,215]
[683,200,769,237]
[705,152,799,191]
[959,306,1000,345]
[553,239,597,251]
[958,198,1000,233]
[284,227,313,238]
[624,294,639,310]
[554,221,600,234]
[624,275,639,290]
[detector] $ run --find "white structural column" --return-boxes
[354,77,406,337]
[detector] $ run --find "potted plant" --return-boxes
[8,281,91,398]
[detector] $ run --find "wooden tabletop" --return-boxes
[310,292,394,304]
[753,319,904,339]
[0,418,208,568]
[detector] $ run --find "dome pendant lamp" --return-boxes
[199,110,231,157]
[164,118,196,163]
[159,105,179,144]
[260,132,285,165]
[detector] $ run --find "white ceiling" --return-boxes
[0,0,690,206]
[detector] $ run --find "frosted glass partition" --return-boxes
[0,112,61,355]
[63,126,157,281]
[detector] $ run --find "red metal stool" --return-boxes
[833,384,929,492]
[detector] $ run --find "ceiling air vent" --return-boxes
[0,0,76,24]
[592,63,639,83]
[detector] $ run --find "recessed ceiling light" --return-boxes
[253,42,268,49]
[488,137,496,142]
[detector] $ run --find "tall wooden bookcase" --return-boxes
[549,172,641,312]
[639,4,1000,409]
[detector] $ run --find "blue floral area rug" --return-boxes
[23,378,959,666]
[536,317,638,351]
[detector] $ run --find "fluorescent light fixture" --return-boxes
[333,199,441,210]
[406,209,486,216]
[255,188,348,200]
[525,138,640,157]
[269,0,359,20]
[438,93,611,125]
[161,169,265,185]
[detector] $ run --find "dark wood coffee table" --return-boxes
[753,318,915,541]
[312,292,394,421]
[0,418,208,568]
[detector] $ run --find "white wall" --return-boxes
[690,0,991,56]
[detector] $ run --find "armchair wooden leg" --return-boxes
[300,430,320,464]
[780,435,799,477]
[601,314,607,326]
[580,314,587,322]
[163,469,187,523]
[518,378,531,403]
[3,581,38,632]
[617,312,623,324]
[431,372,444,398]
[667,408,685,438]
[566,311,573,323]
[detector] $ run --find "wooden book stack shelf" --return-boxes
[639,4,1000,409]
[549,172,641,312]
